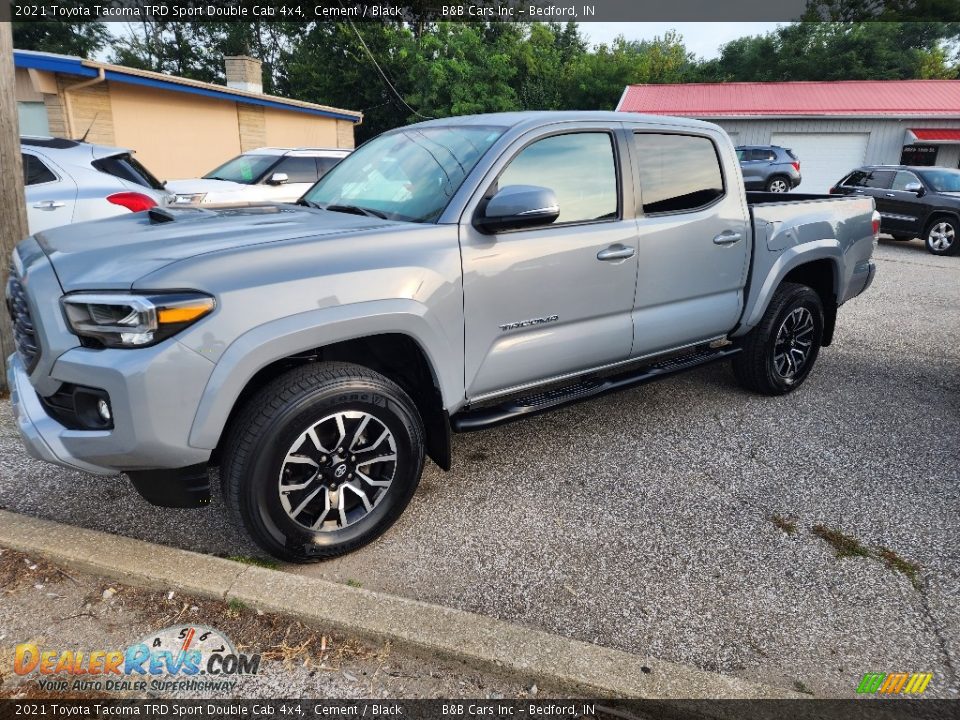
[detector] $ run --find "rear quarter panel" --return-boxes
[737,195,876,334]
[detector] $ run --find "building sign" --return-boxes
[900,145,938,166]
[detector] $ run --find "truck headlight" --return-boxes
[62,292,215,348]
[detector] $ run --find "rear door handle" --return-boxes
[597,244,635,261]
[713,231,742,246]
[884,193,896,197]
[32,200,65,210]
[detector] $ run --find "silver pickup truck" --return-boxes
[6,112,878,561]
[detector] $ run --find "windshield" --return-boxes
[919,168,960,192]
[301,125,505,223]
[204,154,278,184]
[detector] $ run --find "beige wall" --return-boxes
[263,107,340,148]
[109,84,242,180]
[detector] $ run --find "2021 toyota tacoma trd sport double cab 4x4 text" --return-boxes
[6,112,879,561]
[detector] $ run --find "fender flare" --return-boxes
[736,240,842,335]
[187,299,463,450]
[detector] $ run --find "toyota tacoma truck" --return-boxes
[6,112,879,561]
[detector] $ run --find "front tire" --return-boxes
[766,176,790,193]
[733,282,824,396]
[924,217,958,256]
[221,362,425,562]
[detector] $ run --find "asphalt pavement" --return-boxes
[1,237,958,698]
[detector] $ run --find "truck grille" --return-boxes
[5,264,41,372]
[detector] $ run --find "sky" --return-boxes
[579,22,784,59]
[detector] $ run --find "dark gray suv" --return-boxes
[736,145,802,192]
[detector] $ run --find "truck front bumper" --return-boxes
[7,353,117,476]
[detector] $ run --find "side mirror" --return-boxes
[267,172,289,186]
[475,185,560,234]
[904,181,924,196]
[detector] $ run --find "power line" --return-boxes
[337,3,434,120]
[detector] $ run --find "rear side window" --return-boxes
[274,157,320,184]
[22,153,56,185]
[498,132,618,224]
[863,170,895,189]
[843,170,894,188]
[92,153,164,190]
[633,133,724,214]
[750,149,776,162]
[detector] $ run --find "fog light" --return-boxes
[97,399,112,422]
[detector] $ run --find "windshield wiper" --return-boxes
[297,198,319,208]
[324,204,389,219]
[204,176,232,182]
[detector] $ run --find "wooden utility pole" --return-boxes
[0,21,28,392]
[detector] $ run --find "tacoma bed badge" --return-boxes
[499,315,559,332]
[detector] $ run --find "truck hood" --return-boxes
[35,204,395,292]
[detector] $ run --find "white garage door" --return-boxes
[770,133,870,193]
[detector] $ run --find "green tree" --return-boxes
[12,21,109,57]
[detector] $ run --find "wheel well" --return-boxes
[924,211,959,234]
[212,334,451,471]
[782,260,838,346]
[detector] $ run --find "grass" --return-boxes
[226,598,247,617]
[345,579,362,588]
[877,547,922,589]
[793,679,815,696]
[227,554,280,570]
[809,525,922,589]
[811,524,871,559]
[770,514,798,535]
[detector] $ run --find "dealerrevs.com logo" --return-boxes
[13,625,260,694]
[856,672,933,695]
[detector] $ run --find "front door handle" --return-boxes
[885,193,896,197]
[32,200,65,210]
[713,231,742,246]
[597,244,635,261]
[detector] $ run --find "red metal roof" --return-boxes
[617,80,960,118]
[910,128,960,140]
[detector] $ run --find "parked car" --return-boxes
[736,145,802,192]
[7,112,878,562]
[830,165,960,256]
[166,148,350,206]
[21,137,171,234]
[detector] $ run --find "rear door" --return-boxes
[23,151,78,234]
[459,126,638,399]
[738,148,766,189]
[628,129,750,357]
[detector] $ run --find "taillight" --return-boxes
[791,161,800,172]
[829,187,839,195]
[872,211,881,244]
[106,192,157,213]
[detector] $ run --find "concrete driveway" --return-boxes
[1,238,958,698]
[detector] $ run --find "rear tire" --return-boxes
[221,362,425,563]
[924,217,959,256]
[733,283,824,396]
[766,176,790,193]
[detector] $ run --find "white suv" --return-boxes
[21,137,172,234]
[166,147,351,206]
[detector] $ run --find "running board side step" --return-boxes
[450,346,741,432]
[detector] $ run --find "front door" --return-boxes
[460,129,638,399]
[883,170,926,236]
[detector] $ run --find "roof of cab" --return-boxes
[405,110,719,132]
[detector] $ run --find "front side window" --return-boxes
[633,133,724,214]
[496,132,618,224]
[274,156,319,184]
[302,125,504,223]
[204,154,278,185]
[892,171,921,191]
[22,153,56,185]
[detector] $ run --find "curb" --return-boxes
[0,509,800,700]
